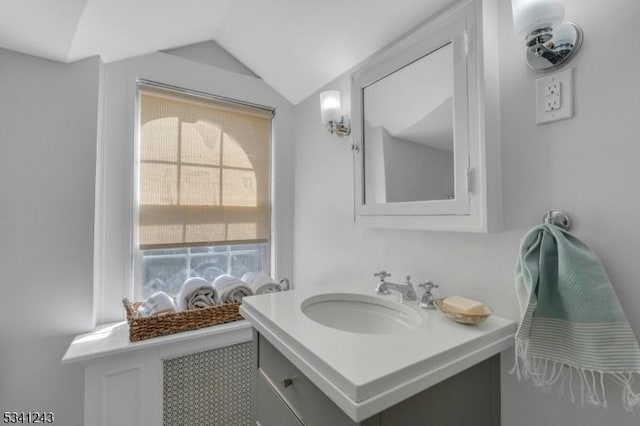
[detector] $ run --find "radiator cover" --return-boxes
[163,341,254,426]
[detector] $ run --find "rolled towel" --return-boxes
[176,277,219,311]
[241,272,281,295]
[212,274,253,303]
[137,291,177,317]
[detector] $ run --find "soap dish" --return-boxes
[434,298,493,325]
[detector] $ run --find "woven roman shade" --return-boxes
[138,86,272,250]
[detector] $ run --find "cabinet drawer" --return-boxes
[258,334,358,426]
[256,372,302,426]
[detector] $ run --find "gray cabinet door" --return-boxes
[253,331,499,426]
[256,372,302,426]
[379,356,500,426]
[258,334,360,425]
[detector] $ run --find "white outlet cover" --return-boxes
[544,81,560,96]
[536,68,573,124]
[544,93,560,112]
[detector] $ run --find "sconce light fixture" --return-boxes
[320,90,351,137]
[512,0,582,72]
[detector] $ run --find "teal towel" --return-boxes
[514,224,640,411]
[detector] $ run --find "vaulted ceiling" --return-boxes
[0,0,453,104]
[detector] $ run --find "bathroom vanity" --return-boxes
[240,284,516,425]
[255,332,500,426]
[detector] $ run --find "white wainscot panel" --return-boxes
[64,320,252,426]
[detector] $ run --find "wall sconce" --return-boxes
[320,90,351,137]
[512,0,582,72]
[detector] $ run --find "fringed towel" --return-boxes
[514,224,640,411]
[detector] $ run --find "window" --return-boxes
[135,83,273,299]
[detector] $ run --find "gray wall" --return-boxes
[0,40,290,425]
[382,130,454,202]
[0,49,101,425]
[162,40,258,78]
[363,123,387,203]
[0,0,637,424]
[362,124,454,204]
[499,0,640,423]
[291,0,640,425]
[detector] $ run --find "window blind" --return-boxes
[138,85,272,250]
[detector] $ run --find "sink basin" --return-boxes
[301,293,421,335]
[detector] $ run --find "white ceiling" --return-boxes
[0,0,453,104]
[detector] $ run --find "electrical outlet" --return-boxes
[536,68,573,124]
[544,81,561,97]
[544,93,561,112]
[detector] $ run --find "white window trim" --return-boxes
[93,54,294,326]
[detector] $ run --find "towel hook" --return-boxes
[543,210,571,230]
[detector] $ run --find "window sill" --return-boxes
[61,319,252,364]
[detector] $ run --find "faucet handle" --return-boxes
[374,271,391,295]
[374,271,391,281]
[418,280,439,292]
[418,280,439,310]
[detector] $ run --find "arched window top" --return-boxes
[137,84,272,250]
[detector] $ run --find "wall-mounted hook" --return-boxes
[543,210,571,231]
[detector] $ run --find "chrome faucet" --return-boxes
[374,271,417,301]
[417,280,439,310]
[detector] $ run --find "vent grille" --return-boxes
[163,342,254,426]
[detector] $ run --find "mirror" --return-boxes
[351,0,502,232]
[363,43,455,204]
[353,15,470,218]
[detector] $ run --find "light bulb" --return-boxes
[320,90,342,123]
[511,0,565,36]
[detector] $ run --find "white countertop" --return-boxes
[240,283,516,421]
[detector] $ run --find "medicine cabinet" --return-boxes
[351,0,501,232]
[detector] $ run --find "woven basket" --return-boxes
[122,298,243,342]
